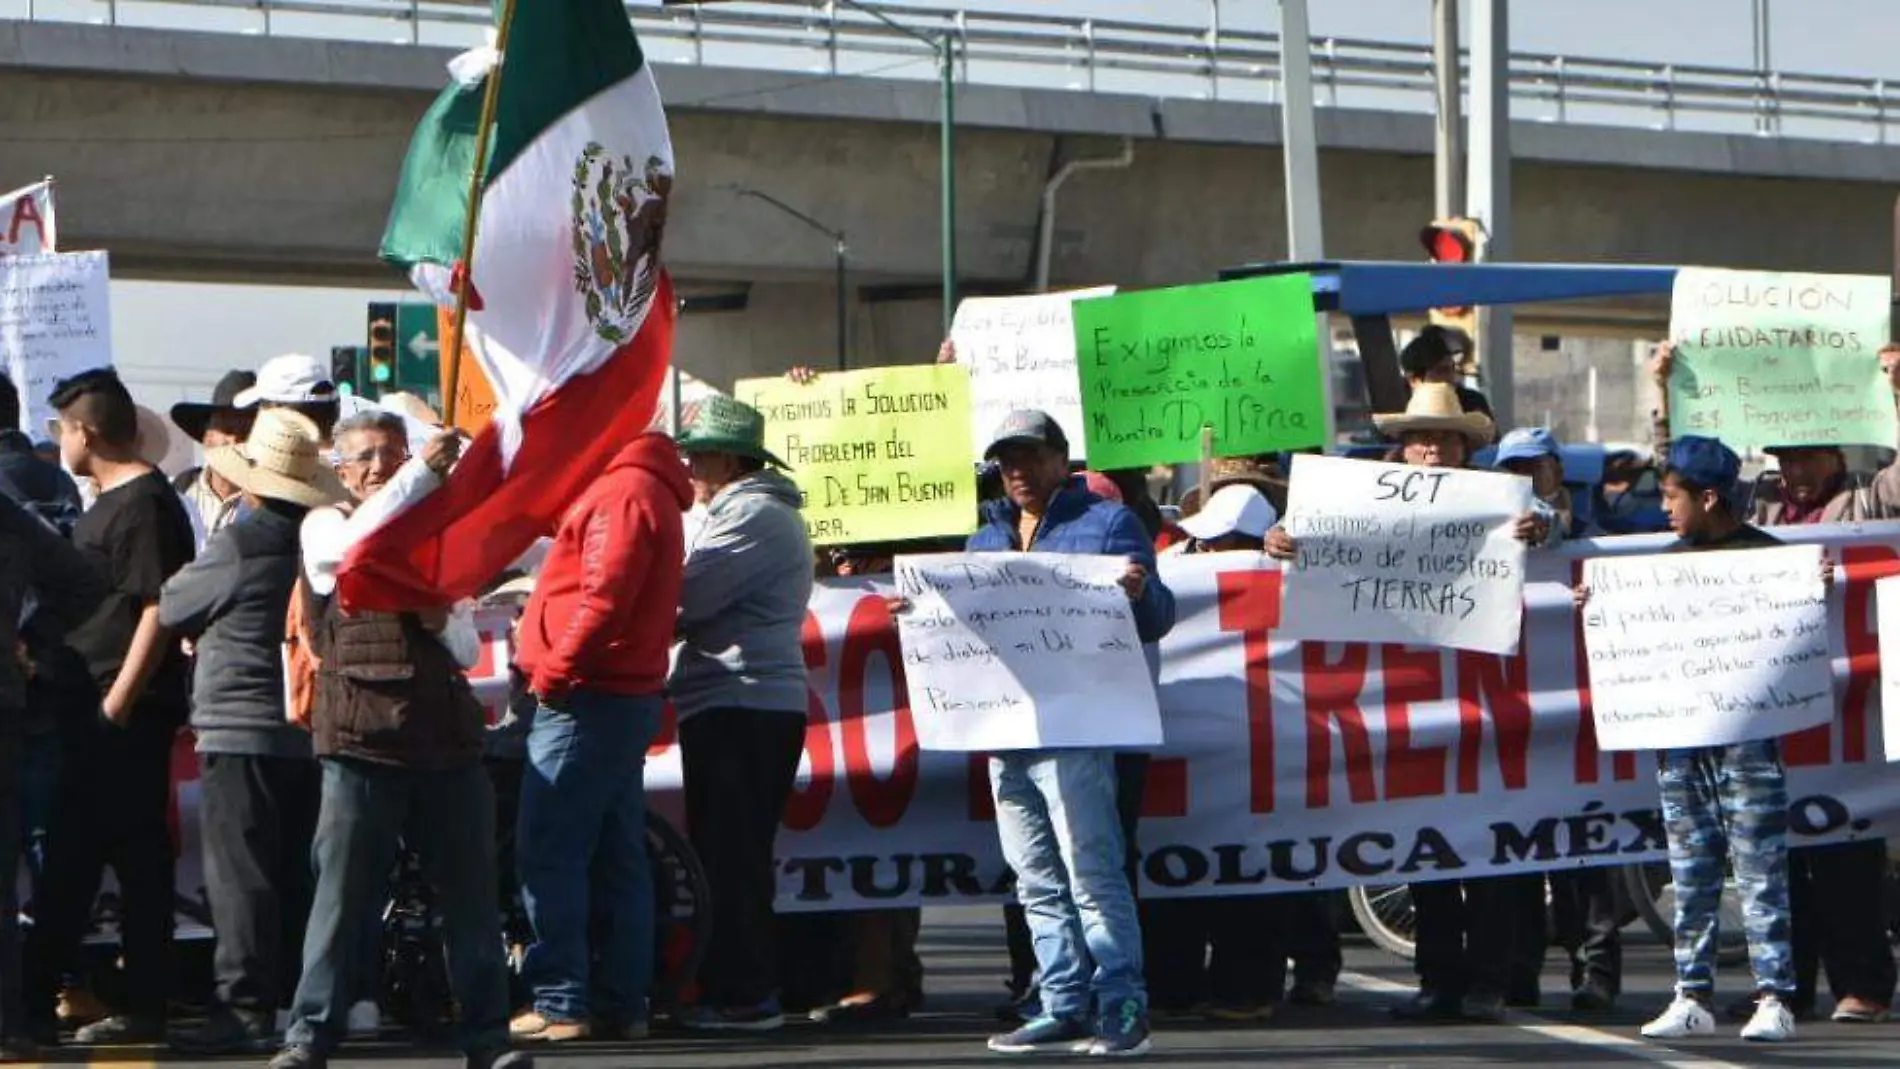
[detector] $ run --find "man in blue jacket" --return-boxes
[969,410,1174,1059]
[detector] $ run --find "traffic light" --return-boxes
[366,302,397,390]
[1418,217,1483,361]
[329,346,361,397]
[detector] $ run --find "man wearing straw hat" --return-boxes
[1267,383,1552,1024]
[155,409,343,1055]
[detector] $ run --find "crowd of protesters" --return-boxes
[0,320,1892,1065]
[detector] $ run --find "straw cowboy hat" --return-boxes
[1373,382,1495,444]
[204,408,348,509]
[1179,455,1286,516]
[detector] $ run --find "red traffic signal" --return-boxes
[1419,217,1481,264]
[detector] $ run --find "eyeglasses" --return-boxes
[336,446,409,467]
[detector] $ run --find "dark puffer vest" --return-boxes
[305,586,484,769]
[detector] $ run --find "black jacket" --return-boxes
[0,494,105,713]
[0,430,81,535]
[158,501,313,758]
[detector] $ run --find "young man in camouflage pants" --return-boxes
[1611,437,1798,1044]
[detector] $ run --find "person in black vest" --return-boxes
[270,411,526,1069]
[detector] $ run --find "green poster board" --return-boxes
[1669,268,1895,450]
[1072,274,1326,469]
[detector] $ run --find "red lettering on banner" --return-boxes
[783,612,836,831]
[1455,639,1532,793]
[650,700,677,756]
[1571,560,1635,784]
[1217,569,1280,813]
[1380,645,1448,800]
[1302,643,1376,808]
[7,194,44,247]
[837,597,919,828]
[1788,545,1900,766]
[968,755,995,821]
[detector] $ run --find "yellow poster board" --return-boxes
[735,364,979,546]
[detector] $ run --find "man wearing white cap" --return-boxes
[235,355,341,441]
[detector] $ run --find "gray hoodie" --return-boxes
[670,469,814,719]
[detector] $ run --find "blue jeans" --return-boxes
[990,749,1146,1020]
[1657,739,1794,997]
[517,691,661,1024]
[286,758,508,1055]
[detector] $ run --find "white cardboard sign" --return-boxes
[949,287,1113,463]
[1278,454,1533,655]
[1876,574,1900,762]
[894,551,1162,752]
[1582,544,1832,751]
[1,250,110,435]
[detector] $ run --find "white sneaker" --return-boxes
[1641,996,1717,1039]
[1740,995,1796,1042]
[347,1000,382,1037]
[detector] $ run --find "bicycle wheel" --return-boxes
[645,810,712,1014]
[1348,883,1417,960]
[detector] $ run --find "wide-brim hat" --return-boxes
[676,393,789,468]
[170,370,258,442]
[205,408,348,509]
[1180,455,1285,516]
[1373,382,1495,444]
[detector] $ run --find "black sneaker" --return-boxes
[171,1008,275,1055]
[1570,980,1617,1012]
[1086,999,1152,1058]
[269,1043,326,1069]
[1391,990,1462,1022]
[1288,980,1336,1007]
[987,1014,1093,1055]
[1461,991,1507,1023]
[72,1014,164,1045]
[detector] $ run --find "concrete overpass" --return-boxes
[0,18,1897,389]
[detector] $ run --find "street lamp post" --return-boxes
[834,0,958,335]
[731,187,850,370]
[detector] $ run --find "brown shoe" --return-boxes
[56,987,109,1028]
[1832,996,1890,1023]
[508,1012,590,1042]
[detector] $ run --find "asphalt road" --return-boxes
[45,906,1900,1068]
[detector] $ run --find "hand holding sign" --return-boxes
[1276,455,1533,655]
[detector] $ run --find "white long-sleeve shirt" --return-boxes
[297,458,479,668]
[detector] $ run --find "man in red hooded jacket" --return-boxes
[508,432,692,1044]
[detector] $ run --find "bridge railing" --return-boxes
[14,0,1894,143]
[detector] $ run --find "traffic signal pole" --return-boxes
[1432,0,1464,221]
[1469,0,1513,430]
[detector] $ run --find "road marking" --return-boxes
[1338,970,1752,1069]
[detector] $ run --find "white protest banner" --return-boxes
[620,529,1900,911]
[949,287,1113,463]
[1876,575,1900,762]
[894,552,1162,751]
[1277,454,1532,655]
[1668,267,1894,450]
[1,251,110,435]
[0,179,55,258]
[1583,545,1832,751]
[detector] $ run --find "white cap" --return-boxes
[233,353,336,407]
[1180,484,1278,541]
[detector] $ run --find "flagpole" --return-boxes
[444,0,521,425]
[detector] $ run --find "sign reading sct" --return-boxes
[1668,268,1895,450]
[1278,455,1532,655]
[950,287,1112,464]
[736,365,976,546]
[1072,275,1327,469]
[1,251,110,436]
[893,552,1163,753]
[1581,545,1833,751]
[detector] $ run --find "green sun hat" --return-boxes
[676,394,790,469]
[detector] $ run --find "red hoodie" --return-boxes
[516,433,693,699]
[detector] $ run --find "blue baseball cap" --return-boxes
[1666,435,1741,490]
[1493,427,1558,467]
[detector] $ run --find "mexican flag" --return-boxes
[338,0,676,612]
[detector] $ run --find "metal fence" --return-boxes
[11,0,1895,142]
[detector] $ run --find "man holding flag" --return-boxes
[336,0,676,615]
